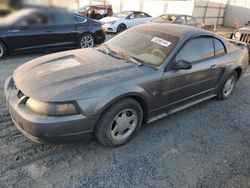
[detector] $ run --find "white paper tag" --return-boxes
[151,37,172,47]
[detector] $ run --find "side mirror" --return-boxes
[172,60,192,70]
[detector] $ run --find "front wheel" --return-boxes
[0,41,7,59]
[217,72,237,100]
[79,34,95,48]
[95,98,143,147]
[116,24,127,33]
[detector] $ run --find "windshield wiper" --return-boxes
[115,51,142,66]
[96,46,145,66]
[96,44,127,61]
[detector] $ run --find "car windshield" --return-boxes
[153,15,177,23]
[104,27,179,67]
[114,11,132,18]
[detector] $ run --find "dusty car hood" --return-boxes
[13,48,149,102]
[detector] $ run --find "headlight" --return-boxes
[234,32,242,40]
[26,98,78,116]
[107,21,116,25]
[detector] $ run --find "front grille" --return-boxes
[240,33,250,44]
[13,82,24,99]
[17,90,24,99]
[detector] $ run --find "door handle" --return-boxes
[210,64,217,69]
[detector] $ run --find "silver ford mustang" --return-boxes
[4,24,249,147]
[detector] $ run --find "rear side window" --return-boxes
[186,16,197,25]
[52,12,74,24]
[176,37,214,63]
[175,16,186,24]
[213,38,226,56]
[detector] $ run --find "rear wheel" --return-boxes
[217,71,237,100]
[79,34,95,48]
[95,98,143,147]
[0,41,7,59]
[117,24,127,33]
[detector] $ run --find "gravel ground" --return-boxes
[1,51,250,188]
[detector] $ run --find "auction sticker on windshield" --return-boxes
[151,37,172,47]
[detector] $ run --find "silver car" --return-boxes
[4,24,249,147]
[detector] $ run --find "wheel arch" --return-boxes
[78,32,96,44]
[116,23,127,32]
[99,95,149,124]
[235,67,242,79]
[94,87,152,124]
[216,65,242,92]
[0,38,9,55]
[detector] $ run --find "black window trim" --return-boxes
[164,34,227,71]
[212,37,227,57]
[176,36,217,64]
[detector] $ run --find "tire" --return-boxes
[217,71,237,100]
[95,98,143,147]
[116,24,127,33]
[78,34,95,48]
[0,41,7,59]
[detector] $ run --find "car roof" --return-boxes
[89,4,111,8]
[125,10,146,14]
[159,14,194,17]
[136,23,213,38]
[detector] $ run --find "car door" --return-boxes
[48,11,78,49]
[125,13,142,28]
[160,37,221,110]
[6,12,53,53]
[138,12,152,24]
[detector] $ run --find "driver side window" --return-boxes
[129,13,135,19]
[20,14,51,27]
[176,37,215,63]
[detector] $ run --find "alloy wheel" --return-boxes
[110,108,138,141]
[80,35,94,48]
[0,44,3,58]
[117,25,126,32]
[223,75,236,97]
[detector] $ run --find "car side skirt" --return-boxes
[147,94,216,124]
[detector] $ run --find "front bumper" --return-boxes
[94,29,106,44]
[102,24,117,33]
[4,76,100,144]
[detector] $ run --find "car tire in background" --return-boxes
[217,71,237,100]
[95,98,143,147]
[117,24,127,33]
[0,41,7,59]
[78,34,95,48]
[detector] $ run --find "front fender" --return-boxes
[77,84,153,117]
